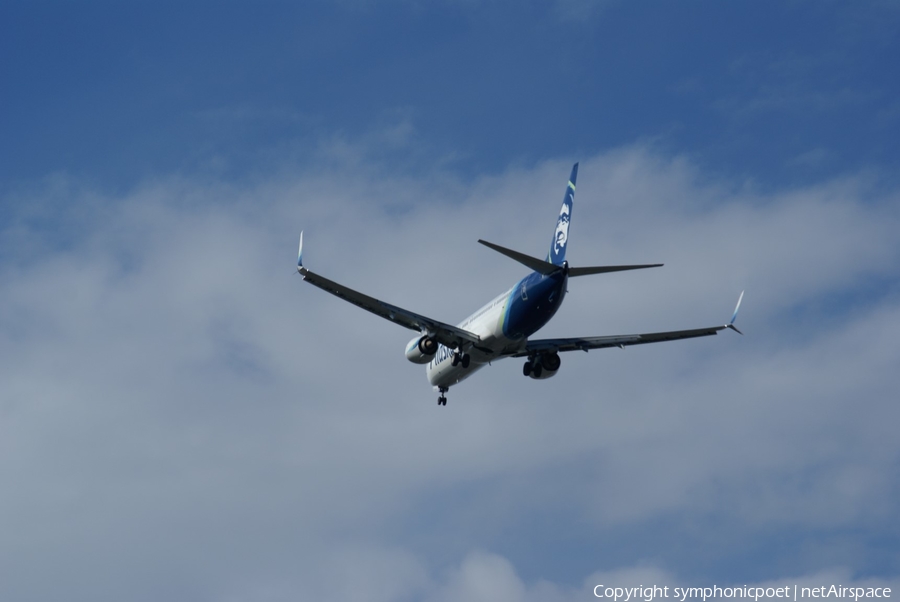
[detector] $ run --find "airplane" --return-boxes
[296,163,743,406]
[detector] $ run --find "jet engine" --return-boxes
[523,352,561,379]
[405,335,438,364]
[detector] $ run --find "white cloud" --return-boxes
[427,551,527,602]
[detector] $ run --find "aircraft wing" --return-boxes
[297,234,482,350]
[512,292,745,357]
[513,326,727,356]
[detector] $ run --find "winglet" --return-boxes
[297,231,304,272]
[727,290,744,334]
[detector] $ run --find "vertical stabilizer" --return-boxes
[548,163,577,265]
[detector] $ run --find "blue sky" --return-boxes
[1,2,899,601]
[3,1,898,190]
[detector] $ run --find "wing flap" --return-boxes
[514,326,726,357]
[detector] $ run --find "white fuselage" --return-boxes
[425,288,519,389]
[424,266,571,389]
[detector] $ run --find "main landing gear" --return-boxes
[437,387,449,406]
[522,358,543,378]
[450,349,470,368]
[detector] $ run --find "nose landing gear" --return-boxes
[437,386,449,406]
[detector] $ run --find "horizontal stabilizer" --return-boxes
[478,239,562,275]
[479,239,663,278]
[568,263,663,277]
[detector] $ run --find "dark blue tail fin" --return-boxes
[547,163,577,266]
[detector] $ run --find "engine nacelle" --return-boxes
[405,335,438,364]
[524,352,561,380]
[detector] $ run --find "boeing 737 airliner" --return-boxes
[297,163,743,405]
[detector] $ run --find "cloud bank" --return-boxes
[1,145,898,600]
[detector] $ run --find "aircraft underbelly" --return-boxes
[427,360,487,388]
[425,305,518,388]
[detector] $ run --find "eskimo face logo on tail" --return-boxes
[554,201,571,255]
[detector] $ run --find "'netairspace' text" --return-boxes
[593,585,892,602]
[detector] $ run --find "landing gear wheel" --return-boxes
[532,362,543,378]
[451,348,470,368]
[523,361,532,377]
[437,387,449,406]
